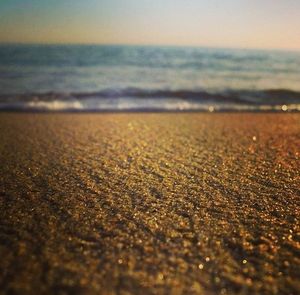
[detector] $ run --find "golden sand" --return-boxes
[0,113,299,294]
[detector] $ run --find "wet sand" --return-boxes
[0,113,299,295]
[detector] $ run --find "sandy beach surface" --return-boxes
[0,113,299,295]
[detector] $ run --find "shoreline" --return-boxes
[0,109,299,113]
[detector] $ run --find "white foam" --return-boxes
[26,100,83,111]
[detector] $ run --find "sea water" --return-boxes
[0,44,299,111]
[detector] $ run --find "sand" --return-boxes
[0,113,299,295]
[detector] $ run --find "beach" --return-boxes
[0,113,299,295]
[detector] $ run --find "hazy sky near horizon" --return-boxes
[0,0,299,50]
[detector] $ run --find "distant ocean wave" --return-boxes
[1,45,300,111]
[1,88,299,112]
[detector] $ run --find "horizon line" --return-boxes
[0,41,300,53]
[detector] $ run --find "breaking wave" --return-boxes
[0,88,300,112]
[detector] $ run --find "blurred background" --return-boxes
[0,0,300,111]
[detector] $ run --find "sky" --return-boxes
[0,0,299,50]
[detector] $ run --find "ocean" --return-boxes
[0,44,300,111]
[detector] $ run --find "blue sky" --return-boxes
[0,0,299,50]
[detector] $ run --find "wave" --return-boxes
[0,88,300,112]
